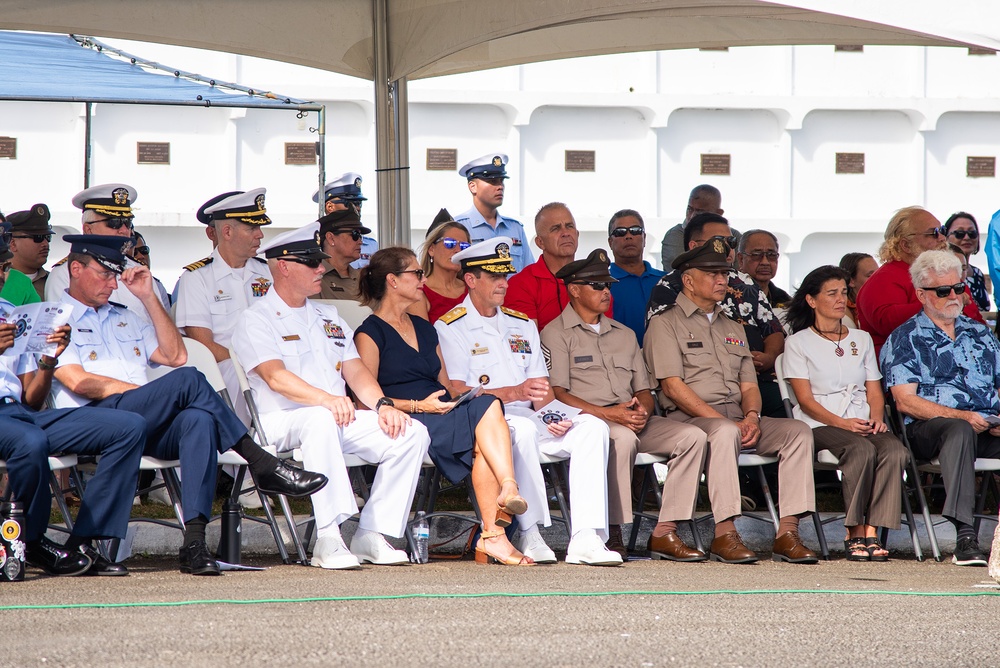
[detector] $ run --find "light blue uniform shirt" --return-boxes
[454,206,533,273]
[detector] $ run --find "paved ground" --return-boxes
[3,553,997,667]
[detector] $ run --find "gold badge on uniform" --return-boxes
[479,374,490,385]
[336,361,342,372]
[598,251,608,263]
[88,351,98,361]
[713,239,725,254]
[134,347,141,357]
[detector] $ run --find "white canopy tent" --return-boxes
[2,0,995,245]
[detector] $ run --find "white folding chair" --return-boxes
[775,353,925,560]
[309,298,373,331]
[0,454,81,535]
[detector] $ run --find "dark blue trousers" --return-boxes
[0,402,146,542]
[89,367,247,522]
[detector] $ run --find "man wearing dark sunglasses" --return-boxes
[312,172,379,271]
[607,209,664,344]
[882,249,998,567]
[6,203,53,300]
[316,208,371,300]
[46,183,169,323]
[856,206,983,358]
[455,153,533,273]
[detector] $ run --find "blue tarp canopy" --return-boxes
[0,31,311,109]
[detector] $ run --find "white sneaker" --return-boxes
[566,532,624,566]
[311,535,361,570]
[350,529,408,565]
[516,529,557,564]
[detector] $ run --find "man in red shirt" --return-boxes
[506,202,611,330]
[857,206,984,357]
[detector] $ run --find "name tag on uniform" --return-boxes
[472,347,489,356]
[574,355,593,363]
[78,328,93,333]
[214,293,232,303]
[686,341,704,349]
[282,334,301,342]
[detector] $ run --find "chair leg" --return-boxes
[899,479,923,561]
[276,494,309,564]
[546,462,572,539]
[161,469,186,530]
[909,462,942,562]
[627,466,653,552]
[755,466,780,532]
[811,511,830,560]
[50,470,74,533]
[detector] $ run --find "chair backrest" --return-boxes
[772,353,797,419]
[228,346,272,450]
[310,298,373,331]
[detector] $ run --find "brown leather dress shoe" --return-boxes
[606,525,628,560]
[648,532,707,562]
[772,530,819,564]
[709,531,758,564]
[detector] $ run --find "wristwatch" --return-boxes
[375,397,395,411]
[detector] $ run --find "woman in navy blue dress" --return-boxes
[354,247,534,566]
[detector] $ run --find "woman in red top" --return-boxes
[409,209,470,323]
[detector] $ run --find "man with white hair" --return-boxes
[881,249,1000,566]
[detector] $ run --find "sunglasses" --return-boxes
[610,225,644,238]
[574,281,612,291]
[919,283,965,298]
[281,256,323,269]
[94,217,133,230]
[436,237,471,251]
[12,233,52,243]
[133,245,150,255]
[696,235,737,249]
[743,251,779,261]
[335,229,364,241]
[397,269,426,279]
[912,228,943,239]
[949,229,978,240]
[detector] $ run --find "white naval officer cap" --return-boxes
[458,153,509,180]
[203,187,272,226]
[452,236,516,275]
[312,172,366,203]
[72,183,138,219]
[259,223,330,260]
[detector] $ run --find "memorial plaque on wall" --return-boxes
[967,156,996,178]
[700,154,731,176]
[834,45,864,52]
[969,47,997,56]
[137,142,170,165]
[565,150,596,172]
[835,152,865,174]
[284,142,317,165]
[426,148,458,171]
[0,137,15,159]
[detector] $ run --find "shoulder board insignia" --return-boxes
[108,300,128,310]
[500,306,529,321]
[252,256,267,264]
[183,257,214,272]
[438,306,467,324]
[53,256,69,267]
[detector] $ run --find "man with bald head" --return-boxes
[857,206,984,357]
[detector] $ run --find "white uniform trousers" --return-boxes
[260,406,429,538]
[508,413,611,540]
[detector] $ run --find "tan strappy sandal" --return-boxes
[474,529,535,566]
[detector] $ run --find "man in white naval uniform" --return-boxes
[232,224,430,570]
[46,183,170,320]
[174,188,273,422]
[435,238,620,566]
[454,153,533,273]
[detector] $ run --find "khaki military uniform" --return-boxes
[316,262,360,300]
[541,304,708,526]
[643,292,815,521]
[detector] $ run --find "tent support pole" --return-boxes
[317,104,326,218]
[373,0,410,247]
[84,102,92,189]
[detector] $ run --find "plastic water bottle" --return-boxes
[0,501,26,582]
[411,511,429,564]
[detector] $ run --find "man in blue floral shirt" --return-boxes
[646,213,785,417]
[881,249,1000,567]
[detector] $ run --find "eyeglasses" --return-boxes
[83,262,118,282]
[335,229,364,241]
[910,228,943,239]
[281,256,323,269]
[743,251,779,261]
[610,225,645,238]
[397,269,426,279]
[949,229,978,240]
[574,281,612,291]
[12,233,52,243]
[436,237,471,251]
[133,246,150,255]
[919,283,965,298]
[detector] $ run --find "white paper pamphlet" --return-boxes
[531,399,581,436]
[0,301,73,357]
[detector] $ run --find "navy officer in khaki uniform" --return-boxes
[232,224,429,570]
[5,203,53,299]
[436,238,620,566]
[312,172,378,269]
[315,208,368,300]
[50,234,327,576]
[643,238,818,564]
[540,249,711,562]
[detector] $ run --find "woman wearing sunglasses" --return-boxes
[409,209,471,323]
[943,211,991,312]
[783,265,908,562]
[355,247,534,565]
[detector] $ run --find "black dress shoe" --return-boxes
[79,544,129,576]
[25,537,93,577]
[179,540,221,576]
[253,461,328,498]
